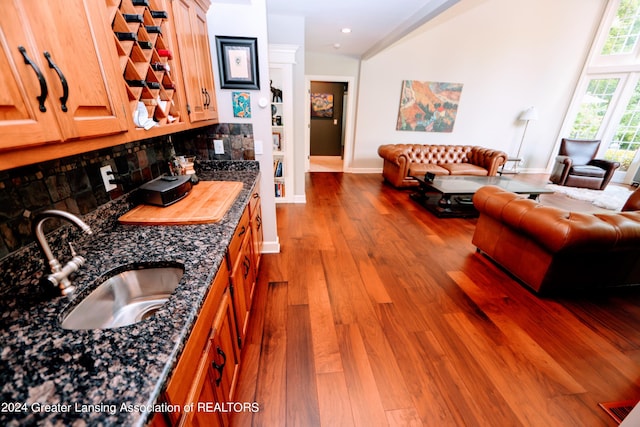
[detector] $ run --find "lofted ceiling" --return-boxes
[264,0,459,58]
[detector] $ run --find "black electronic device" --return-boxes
[425,172,436,182]
[138,175,192,207]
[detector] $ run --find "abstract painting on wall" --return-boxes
[396,80,463,132]
[232,91,251,118]
[310,93,334,118]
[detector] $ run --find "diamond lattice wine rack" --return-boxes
[105,0,182,128]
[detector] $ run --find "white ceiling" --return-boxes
[265,0,459,58]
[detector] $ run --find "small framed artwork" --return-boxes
[215,36,260,90]
[232,92,251,118]
[310,93,334,118]
[272,131,282,151]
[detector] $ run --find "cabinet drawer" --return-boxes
[164,260,229,411]
[227,207,250,263]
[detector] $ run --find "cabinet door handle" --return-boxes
[18,46,48,112]
[43,52,68,112]
[243,255,251,279]
[238,225,246,237]
[204,89,210,108]
[212,346,226,387]
[256,215,262,230]
[201,88,209,108]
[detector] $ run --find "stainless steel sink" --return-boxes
[60,263,184,330]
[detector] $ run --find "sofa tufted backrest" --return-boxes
[405,145,473,164]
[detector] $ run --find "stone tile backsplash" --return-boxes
[0,123,254,259]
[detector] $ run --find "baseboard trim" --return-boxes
[345,167,383,174]
[262,238,281,254]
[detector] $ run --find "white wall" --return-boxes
[208,0,280,253]
[306,52,361,77]
[352,0,607,171]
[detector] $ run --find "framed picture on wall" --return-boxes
[310,93,334,118]
[272,131,282,151]
[215,36,260,89]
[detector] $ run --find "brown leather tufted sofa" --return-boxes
[472,185,640,295]
[378,144,508,188]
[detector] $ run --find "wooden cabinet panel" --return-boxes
[171,0,217,122]
[0,3,66,147]
[229,224,255,344]
[163,267,239,427]
[0,0,128,150]
[249,182,263,274]
[192,4,217,121]
[210,290,240,426]
[164,260,229,424]
[25,0,128,139]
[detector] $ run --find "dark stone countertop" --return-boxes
[0,163,259,426]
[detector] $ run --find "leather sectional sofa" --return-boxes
[377,144,508,188]
[472,185,640,295]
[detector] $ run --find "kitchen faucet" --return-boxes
[32,210,93,297]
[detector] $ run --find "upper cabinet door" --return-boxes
[0,2,64,148]
[0,0,128,150]
[23,0,129,140]
[192,5,217,121]
[172,0,217,123]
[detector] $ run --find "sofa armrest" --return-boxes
[378,144,414,187]
[549,155,573,185]
[588,159,621,189]
[378,144,410,166]
[468,147,508,176]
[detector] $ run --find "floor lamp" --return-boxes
[513,106,539,172]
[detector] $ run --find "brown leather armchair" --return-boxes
[549,138,620,190]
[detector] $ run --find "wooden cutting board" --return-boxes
[118,181,244,225]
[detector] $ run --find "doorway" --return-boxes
[309,81,348,171]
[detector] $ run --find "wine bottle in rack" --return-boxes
[146,81,161,89]
[150,10,168,19]
[115,32,138,42]
[151,62,169,72]
[126,79,147,87]
[122,13,144,23]
[132,0,150,6]
[145,26,162,34]
[157,48,173,59]
[138,40,153,49]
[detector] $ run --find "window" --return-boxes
[569,78,620,139]
[563,0,640,180]
[601,0,640,56]
[607,77,640,170]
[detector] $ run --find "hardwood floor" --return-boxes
[232,173,640,427]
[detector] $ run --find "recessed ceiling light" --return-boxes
[333,43,341,49]
[341,28,352,34]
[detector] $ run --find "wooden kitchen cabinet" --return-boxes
[171,0,218,122]
[175,289,239,427]
[0,0,128,150]
[249,180,264,274]
[163,260,240,426]
[229,220,255,345]
[227,182,262,348]
[227,207,253,347]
